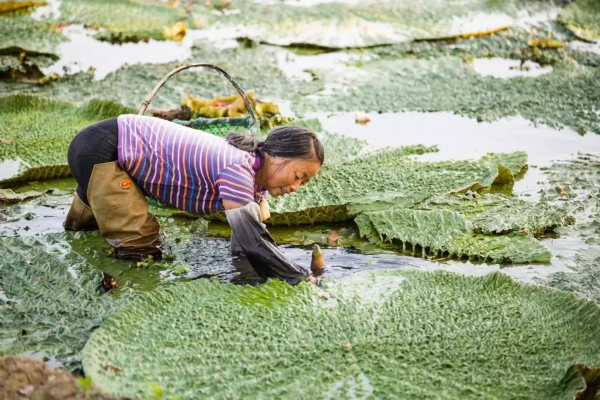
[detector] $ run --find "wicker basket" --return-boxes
[138,63,260,136]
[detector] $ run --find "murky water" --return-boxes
[42,25,196,80]
[568,40,600,56]
[30,0,62,20]
[2,110,598,291]
[472,58,552,79]
[314,112,600,196]
[0,158,22,181]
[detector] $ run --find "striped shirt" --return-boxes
[117,114,266,215]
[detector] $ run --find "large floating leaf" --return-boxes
[0,94,134,184]
[418,193,574,236]
[354,207,552,263]
[0,13,65,56]
[193,0,556,48]
[58,0,187,43]
[294,57,600,135]
[0,233,129,371]
[547,248,600,304]
[267,149,526,225]
[558,0,600,41]
[540,154,600,244]
[83,270,600,399]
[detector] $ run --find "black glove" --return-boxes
[226,202,309,285]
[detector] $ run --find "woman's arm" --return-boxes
[225,202,314,285]
[223,199,270,222]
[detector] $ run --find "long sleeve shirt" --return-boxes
[117,114,266,215]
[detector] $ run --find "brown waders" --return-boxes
[65,118,162,261]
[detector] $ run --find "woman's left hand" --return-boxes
[259,199,271,222]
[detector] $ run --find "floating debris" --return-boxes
[556,184,569,197]
[0,189,43,205]
[354,112,371,124]
[327,230,339,243]
[163,21,187,42]
[528,38,565,49]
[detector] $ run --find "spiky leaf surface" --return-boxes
[0,13,64,56]
[193,0,553,48]
[58,0,186,42]
[0,94,134,184]
[354,207,551,263]
[419,193,574,236]
[267,149,526,225]
[540,154,600,245]
[83,270,600,399]
[0,234,128,371]
[558,0,600,41]
[547,248,600,304]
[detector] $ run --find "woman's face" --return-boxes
[260,157,321,197]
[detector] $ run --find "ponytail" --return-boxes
[226,126,324,165]
[225,132,263,152]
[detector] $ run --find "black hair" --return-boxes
[226,126,325,165]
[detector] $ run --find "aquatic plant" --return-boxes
[354,207,552,263]
[0,233,129,372]
[191,0,553,48]
[0,94,134,184]
[83,270,600,399]
[547,248,600,304]
[558,0,600,42]
[58,0,187,43]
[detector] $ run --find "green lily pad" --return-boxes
[0,233,129,371]
[354,207,552,263]
[194,0,553,49]
[558,0,600,42]
[417,193,574,236]
[0,12,65,56]
[58,0,187,43]
[83,270,600,398]
[547,248,600,304]
[0,94,134,184]
[266,149,526,225]
[540,154,600,244]
[294,56,600,135]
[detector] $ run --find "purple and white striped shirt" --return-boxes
[117,115,266,215]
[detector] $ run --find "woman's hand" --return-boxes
[259,199,271,222]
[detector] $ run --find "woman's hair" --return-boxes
[226,126,325,165]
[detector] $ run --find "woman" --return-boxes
[65,114,324,284]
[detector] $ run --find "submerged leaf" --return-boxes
[0,188,43,204]
[546,248,600,304]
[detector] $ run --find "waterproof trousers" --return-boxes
[65,118,162,261]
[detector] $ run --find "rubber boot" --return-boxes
[87,161,162,261]
[64,191,99,231]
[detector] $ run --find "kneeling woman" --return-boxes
[65,115,324,284]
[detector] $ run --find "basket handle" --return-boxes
[138,63,259,133]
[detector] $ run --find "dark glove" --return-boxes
[226,202,309,285]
